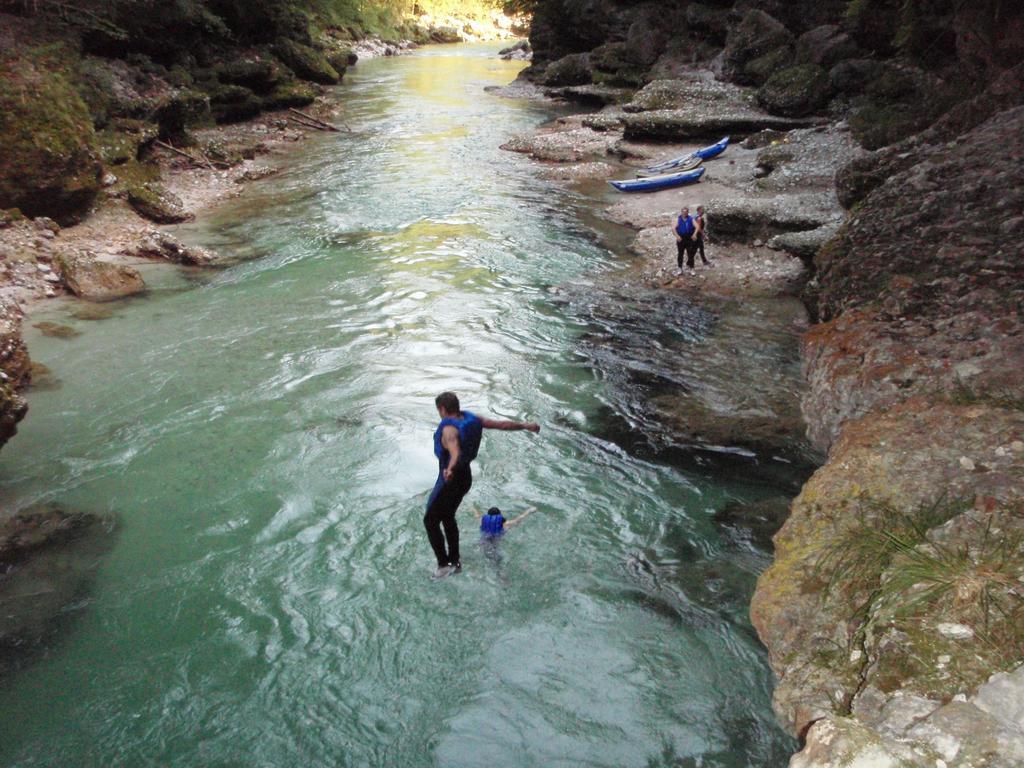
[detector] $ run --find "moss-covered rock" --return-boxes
[261,81,317,111]
[757,64,831,117]
[202,83,264,124]
[127,182,193,224]
[273,39,340,85]
[153,89,211,142]
[0,48,102,224]
[541,52,592,87]
[590,42,648,88]
[722,9,795,85]
[684,3,731,42]
[795,25,860,70]
[743,46,795,86]
[96,120,158,166]
[827,58,882,96]
[215,58,284,93]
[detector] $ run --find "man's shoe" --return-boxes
[451,562,462,574]
[432,565,455,580]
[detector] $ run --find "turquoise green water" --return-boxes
[0,45,796,766]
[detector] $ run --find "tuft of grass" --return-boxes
[816,495,1024,659]
[814,495,967,601]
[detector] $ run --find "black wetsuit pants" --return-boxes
[676,237,697,269]
[695,234,708,265]
[424,465,472,567]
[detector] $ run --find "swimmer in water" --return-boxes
[477,506,537,537]
[475,506,537,572]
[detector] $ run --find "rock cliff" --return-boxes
[524,0,1024,764]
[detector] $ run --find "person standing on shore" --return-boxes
[694,205,711,268]
[425,392,540,579]
[674,206,697,273]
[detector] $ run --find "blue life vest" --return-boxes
[433,410,483,471]
[480,512,505,536]
[675,215,695,237]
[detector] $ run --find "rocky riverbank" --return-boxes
[0,1,527,670]
[507,0,1024,763]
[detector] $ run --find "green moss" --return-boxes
[757,63,831,117]
[274,38,340,85]
[744,47,794,86]
[261,81,317,110]
[0,44,101,223]
[154,89,212,141]
[215,59,284,93]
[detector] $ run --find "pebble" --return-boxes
[937,622,974,640]
[1011,441,1024,452]
[959,456,975,471]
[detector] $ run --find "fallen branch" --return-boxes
[154,140,233,170]
[288,107,341,132]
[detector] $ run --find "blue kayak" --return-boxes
[609,166,705,192]
[635,136,730,177]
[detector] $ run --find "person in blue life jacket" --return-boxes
[426,392,540,579]
[477,506,537,538]
[673,206,698,273]
[476,506,538,573]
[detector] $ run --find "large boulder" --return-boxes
[215,57,284,93]
[0,49,101,225]
[55,251,146,302]
[757,64,831,116]
[261,81,317,111]
[127,182,193,224]
[153,89,211,141]
[794,25,860,69]
[816,105,1024,322]
[589,42,648,88]
[541,52,592,87]
[722,9,794,85]
[203,83,264,124]
[273,39,340,85]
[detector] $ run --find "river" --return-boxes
[0,44,797,766]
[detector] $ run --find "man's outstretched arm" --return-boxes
[479,417,540,433]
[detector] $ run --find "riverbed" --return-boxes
[0,44,798,766]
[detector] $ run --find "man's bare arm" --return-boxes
[441,424,460,482]
[479,417,540,433]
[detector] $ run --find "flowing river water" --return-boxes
[0,44,801,766]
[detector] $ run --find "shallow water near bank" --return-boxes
[0,44,798,766]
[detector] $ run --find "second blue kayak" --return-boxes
[609,166,705,192]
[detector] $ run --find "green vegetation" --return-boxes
[815,494,1024,694]
[815,495,968,603]
[0,42,102,222]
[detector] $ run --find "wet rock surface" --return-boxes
[558,277,815,486]
[0,506,115,677]
[55,251,146,302]
[127,182,195,224]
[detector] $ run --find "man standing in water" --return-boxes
[426,392,540,578]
